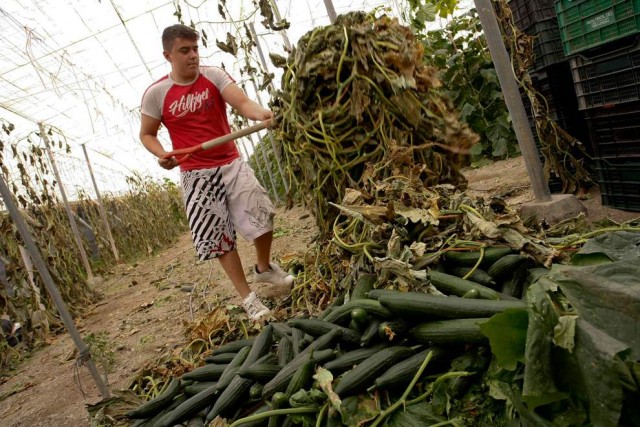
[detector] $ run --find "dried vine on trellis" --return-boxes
[0,123,188,372]
[494,0,593,193]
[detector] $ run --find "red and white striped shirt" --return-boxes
[141,66,240,171]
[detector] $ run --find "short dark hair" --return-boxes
[162,24,199,51]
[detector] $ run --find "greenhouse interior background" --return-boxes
[0,0,467,201]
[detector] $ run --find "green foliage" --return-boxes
[407,0,459,31]
[480,308,529,371]
[420,10,520,165]
[84,331,116,377]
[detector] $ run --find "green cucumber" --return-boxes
[249,383,264,399]
[181,364,228,382]
[277,335,294,367]
[148,394,188,427]
[210,338,255,356]
[374,347,449,389]
[333,346,414,397]
[268,392,288,427]
[287,318,361,345]
[409,319,489,344]
[159,384,218,427]
[239,403,272,427]
[205,375,253,422]
[215,345,250,391]
[366,289,404,300]
[350,308,369,330]
[185,415,206,427]
[501,265,528,299]
[291,328,305,356]
[462,289,480,299]
[319,294,345,320]
[360,319,381,347]
[378,319,409,342]
[203,352,237,364]
[261,330,340,399]
[184,381,217,396]
[378,292,524,320]
[442,246,513,267]
[204,326,274,422]
[487,254,527,281]
[284,358,314,398]
[243,325,274,366]
[428,270,503,299]
[351,273,377,300]
[238,364,282,382]
[448,267,496,288]
[271,322,293,339]
[323,299,393,324]
[323,343,389,374]
[127,378,181,419]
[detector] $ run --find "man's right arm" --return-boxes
[139,114,177,170]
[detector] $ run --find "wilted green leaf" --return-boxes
[570,252,613,266]
[574,318,630,426]
[385,401,444,426]
[572,231,640,265]
[480,308,528,371]
[523,282,561,402]
[313,368,341,411]
[340,395,379,426]
[553,315,577,352]
[551,260,640,359]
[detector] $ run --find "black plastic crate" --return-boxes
[594,157,640,211]
[585,101,640,158]
[531,19,567,71]
[521,63,588,143]
[570,36,640,109]
[510,0,557,31]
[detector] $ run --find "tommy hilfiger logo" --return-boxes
[169,88,210,117]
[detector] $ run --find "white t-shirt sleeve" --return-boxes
[202,67,235,93]
[140,86,163,120]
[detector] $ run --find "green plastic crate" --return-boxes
[556,0,640,55]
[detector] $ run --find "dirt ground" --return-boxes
[0,156,638,427]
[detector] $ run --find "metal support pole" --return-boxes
[247,24,290,193]
[268,0,292,50]
[323,0,337,23]
[247,132,281,202]
[0,172,110,398]
[473,0,551,202]
[235,139,270,197]
[81,144,120,262]
[248,23,276,93]
[39,123,96,280]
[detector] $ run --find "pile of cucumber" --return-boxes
[126,246,534,427]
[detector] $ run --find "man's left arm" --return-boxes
[221,83,273,122]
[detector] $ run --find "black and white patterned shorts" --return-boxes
[180,158,275,260]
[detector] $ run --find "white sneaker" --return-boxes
[254,262,294,287]
[242,292,271,321]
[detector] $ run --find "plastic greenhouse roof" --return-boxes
[0,1,405,184]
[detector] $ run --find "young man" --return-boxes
[139,24,292,320]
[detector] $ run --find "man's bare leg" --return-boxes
[218,249,251,298]
[254,230,273,273]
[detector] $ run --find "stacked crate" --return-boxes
[557,0,640,211]
[510,0,587,192]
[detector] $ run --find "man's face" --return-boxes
[164,37,199,79]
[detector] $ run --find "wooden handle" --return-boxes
[200,121,269,151]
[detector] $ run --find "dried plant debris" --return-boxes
[270,11,478,236]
